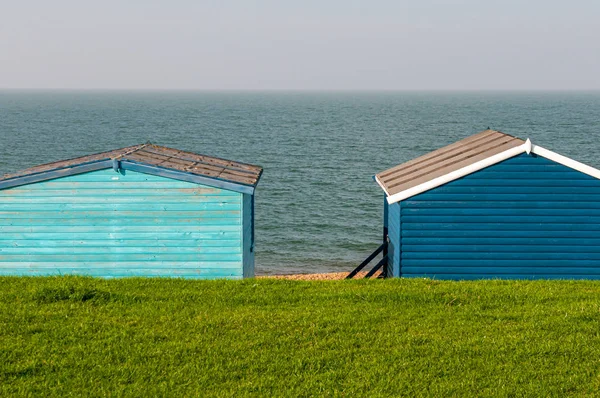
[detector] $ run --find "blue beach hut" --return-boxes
[0,144,262,279]
[375,129,600,280]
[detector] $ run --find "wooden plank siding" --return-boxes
[396,153,600,279]
[386,201,401,277]
[0,168,247,279]
[242,194,255,278]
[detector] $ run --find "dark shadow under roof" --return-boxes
[376,130,525,196]
[1,143,263,189]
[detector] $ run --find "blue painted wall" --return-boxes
[392,153,600,279]
[386,200,401,277]
[0,168,252,279]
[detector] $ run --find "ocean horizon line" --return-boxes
[1,88,600,94]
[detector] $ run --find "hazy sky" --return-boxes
[1,0,599,90]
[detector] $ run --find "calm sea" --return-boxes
[1,91,599,274]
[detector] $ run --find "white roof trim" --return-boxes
[381,139,600,204]
[375,174,391,196]
[531,144,600,180]
[524,138,532,154]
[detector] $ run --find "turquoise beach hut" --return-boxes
[375,129,600,280]
[0,144,262,279]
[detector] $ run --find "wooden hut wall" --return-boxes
[393,153,600,279]
[386,201,401,278]
[242,193,255,278]
[0,168,247,279]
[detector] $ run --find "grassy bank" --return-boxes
[2,277,600,396]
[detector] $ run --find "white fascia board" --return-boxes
[374,174,391,196]
[531,144,600,180]
[385,143,528,204]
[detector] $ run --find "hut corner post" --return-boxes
[382,194,389,278]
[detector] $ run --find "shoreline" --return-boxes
[257,271,380,280]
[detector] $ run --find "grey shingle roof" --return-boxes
[376,130,525,196]
[1,143,263,187]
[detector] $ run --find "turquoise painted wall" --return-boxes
[0,168,249,279]
[393,153,600,280]
[242,194,254,277]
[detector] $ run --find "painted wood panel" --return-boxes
[242,194,255,277]
[0,168,244,279]
[396,153,600,280]
[386,201,401,277]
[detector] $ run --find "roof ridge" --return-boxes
[113,143,150,160]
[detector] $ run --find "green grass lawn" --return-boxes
[2,277,600,397]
